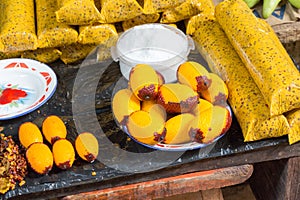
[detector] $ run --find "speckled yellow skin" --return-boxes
[0,0,38,52]
[122,13,160,30]
[141,0,186,14]
[21,48,62,63]
[78,24,118,47]
[215,0,300,117]
[60,43,97,64]
[100,0,143,23]
[285,110,300,145]
[160,0,214,23]
[36,0,78,48]
[0,51,21,59]
[56,0,102,25]
[185,12,215,35]
[192,17,290,142]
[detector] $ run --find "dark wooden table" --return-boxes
[1,50,299,200]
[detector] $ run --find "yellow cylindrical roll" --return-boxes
[0,0,38,52]
[215,0,300,117]
[192,16,290,142]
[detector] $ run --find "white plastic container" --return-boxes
[111,23,194,83]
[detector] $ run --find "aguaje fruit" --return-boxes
[18,122,43,148]
[164,113,195,144]
[157,83,199,113]
[26,142,53,175]
[189,105,232,144]
[199,73,228,106]
[177,61,212,92]
[126,110,166,145]
[75,132,99,163]
[112,88,141,125]
[192,98,214,116]
[52,139,75,170]
[42,115,67,144]
[129,64,160,101]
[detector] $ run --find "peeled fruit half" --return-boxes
[52,138,75,170]
[26,142,53,174]
[126,110,166,145]
[164,113,195,144]
[189,105,232,144]
[157,83,199,113]
[192,98,214,116]
[75,132,99,163]
[112,88,141,125]
[129,64,160,101]
[177,61,212,92]
[199,73,228,106]
[141,100,167,120]
[42,115,67,144]
[19,122,43,148]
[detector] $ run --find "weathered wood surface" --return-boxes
[250,157,300,200]
[62,164,252,200]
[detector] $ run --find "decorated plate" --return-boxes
[0,58,57,120]
[112,78,232,152]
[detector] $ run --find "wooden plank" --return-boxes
[62,164,252,200]
[250,157,300,200]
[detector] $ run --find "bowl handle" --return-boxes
[187,35,195,51]
[110,46,119,62]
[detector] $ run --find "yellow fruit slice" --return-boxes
[164,113,195,144]
[42,115,67,144]
[112,88,141,125]
[129,64,159,101]
[157,83,199,113]
[200,73,228,106]
[26,142,53,174]
[126,110,165,145]
[192,98,214,116]
[190,106,232,143]
[52,138,75,170]
[18,122,43,148]
[75,132,99,163]
[177,61,212,92]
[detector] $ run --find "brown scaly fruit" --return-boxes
[189,105,232,144]
[129,64,160,101]
[112,88,141,126]
[177,61,212,92]
[156,83,199,113]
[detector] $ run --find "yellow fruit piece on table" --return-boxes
[190,105,232,144]
[75,132,99,163]
[129,64,160,101]
[164,113,195,144]
[26,142,53,174]
[112,88,141,125]
[52,138,75,170]
[126,110,165,145]
[177,61,212,92]
[192,98,214,116]
[42,115,67,144]
[200,73,228,106]
[18,122,43,148]
[157,83,199,113]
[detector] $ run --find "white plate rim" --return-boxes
[0,58,57,120]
